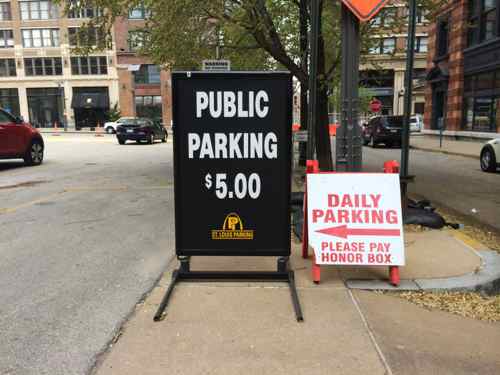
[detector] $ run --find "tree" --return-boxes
[67,0,442,170]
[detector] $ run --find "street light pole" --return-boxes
[306,0,320,162]
[400,0,417,204]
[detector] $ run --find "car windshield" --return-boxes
[119,119,136,125]
[382,116,403,128]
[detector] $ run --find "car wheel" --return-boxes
[24,139,44,166]
[480,146,497,172]
[161,132,167,143]
[118,138,126,145]
[386,141,393,148]
[106,127,115,134]
[147,134,154,144]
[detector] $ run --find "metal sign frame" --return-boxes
[155,71,303,322]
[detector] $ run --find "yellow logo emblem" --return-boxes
[212,213,254,240]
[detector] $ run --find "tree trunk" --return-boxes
[315,3,333,171]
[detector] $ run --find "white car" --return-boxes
[103,117,136,134]
[480,138,500,173]
[410,115,423,132]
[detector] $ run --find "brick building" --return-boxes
[424,0,500,136]
[0,0,119,130]
[0,0,171,130]
[113,5,171,127]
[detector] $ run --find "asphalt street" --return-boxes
[1,134,499,374]
[362,142,500,232]
[0,134,175,375]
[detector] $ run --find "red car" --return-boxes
[0,108,44,166]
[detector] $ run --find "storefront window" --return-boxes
[464,97,474,131]
[0,88,20,116]
[27,88,64,128]
[135,95,162,123]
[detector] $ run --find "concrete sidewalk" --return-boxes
[94,229,500,375]
[410,135,486,159]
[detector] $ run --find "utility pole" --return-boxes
[400,0,417,204]
[306,0,320,162]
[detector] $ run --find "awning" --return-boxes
[71,92,109,109]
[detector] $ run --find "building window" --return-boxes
[0,59,16,77]
[19,1,58,20]
[0,88,20,116]
[368,38,396,54]
[134,64,160,84]
[462,70,500,132]
[128,2,149,19]
[24,57,62,76]
[481,0,497,42]
[0,2,11,20]
[70,56,108,75]
[128,30,147,52]
[436,18,449,58]
[468,0,498,46]
[135,95,162,122]
[370,7,396,27]
[67,0,100,18]
[0,29,14,48]
[22,29,60,47]
[414,36,428,53]
[68,27,105,47]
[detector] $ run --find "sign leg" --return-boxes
[153,269,180,321]
[312,253,321,284]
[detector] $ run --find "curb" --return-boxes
[346,232,500,295]
[410,145,479,160]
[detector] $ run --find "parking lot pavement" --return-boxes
[0,135,175,375]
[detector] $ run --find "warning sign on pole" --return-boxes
[307,173,404,266]
[340,0,390,22]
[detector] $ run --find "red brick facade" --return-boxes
[425,0,500,135]
[424,0,467,131]
[113,16,172,127]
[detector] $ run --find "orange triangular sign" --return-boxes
[341,0,390,22]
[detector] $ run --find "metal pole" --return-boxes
[306,0,320,161]
[337,4,361,172]
[400,0,417,201]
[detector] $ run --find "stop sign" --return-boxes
[341,0,390,22]
[370,99,382,113]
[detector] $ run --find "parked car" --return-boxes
[0,108,44,166]
[410,114,423,132]
[480,139,500,172]
[116,118,168,145]
[104,117,136,134]
[362,115,403,148]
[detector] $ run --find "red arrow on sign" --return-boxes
[316,225,400,239]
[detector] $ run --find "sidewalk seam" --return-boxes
[348,290,393,375]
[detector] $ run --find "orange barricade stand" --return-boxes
[302,159,401,286]
[95,122,104,137]
[52,121,61,136]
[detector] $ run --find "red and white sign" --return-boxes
[370,98,382,113]
[341,0,390,22]
[307,173,404,266]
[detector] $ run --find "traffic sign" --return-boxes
[307,173,404,265]
[341,0,390,22]
[370,98,382,113]
[172,72,292,256]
